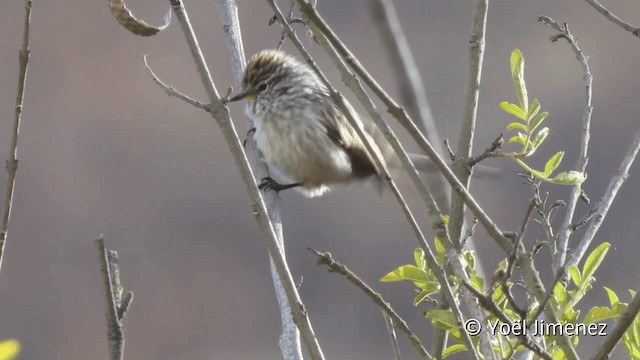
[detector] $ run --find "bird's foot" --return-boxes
[243,127,256,148]
[258,177,302,193]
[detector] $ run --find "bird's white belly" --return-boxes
[254,117,352,187]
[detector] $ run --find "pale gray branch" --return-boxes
[168,0,324,358]
[583,0,640,38]
[310,249,432,360]
[0,0,32,274]
[367,0,449,209]
[382,311,403,360]
[217,1,303,359]
[538,16,593,277]
[569,126,640,267]
[143,55,210,111]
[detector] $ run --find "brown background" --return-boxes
[1,0,639,359]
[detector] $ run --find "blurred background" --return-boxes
[0,0,639,359]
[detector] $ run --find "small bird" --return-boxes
[228,49,387,197]
[228,50,499,198]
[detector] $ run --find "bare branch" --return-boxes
[143,55,210,111]
[449,0,488,253]
[217,1,303,358]
[382,311,403,360]
[569,126,640,267]
[168,1,324,358]
[538,16,593,274]
[95,236,134,360]
[583,0,640,38]
[367,0,449,208]
[0,0,33,274]
[309,249,432,360]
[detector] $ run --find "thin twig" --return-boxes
[591,284,640,360]
[445,2,494,357]
[468,133,503,167]
[538,16,593,275]
[382,311,404,360]
[569,126,640,267]
[367,0,449,209]
[310,249,432,360]
[96,236,134,360]
[449,0,489,252]
[217,1,304,359]
[0,0,32,274]
[273,0,296,50]
[169,1,324,358]
[143,55,210,110]
[583,0,640,38]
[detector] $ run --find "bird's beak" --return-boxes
[228,90,253,102]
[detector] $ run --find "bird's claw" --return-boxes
[243,127,256,148]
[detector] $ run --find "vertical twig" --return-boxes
[538,16,593,275]
[446,2,495,358]
[168,1,325,358]
[96,236,134,360]
[217,1,303,358]
[382,311,403,360]
[367,0,449,208]
[0,0,33,274]
[448,0,488,249]
[569,126,640,267]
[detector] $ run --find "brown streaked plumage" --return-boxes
[228,49,385,197]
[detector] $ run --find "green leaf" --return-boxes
[554,283,567,305]
[582,242,611,281]
[500,101,527,120]
[462,250,476,271]
[423,309,461,339]
[583,306,617,323]
[0,339,20,360]
[508,132,527,145]
[604,287,620,307]
[414,248,426,270]
[442,344,467,358]
[530,127,550,153]
[413,289,436,306]
[380,265,430,283]
[569,265,581,287]
[510,49,529,113]
[470,273,484,291]
[529,111,549,133]
[528,99,541,120]
[512,158,549,180]
[548,171,587,185]
[552,347,567,360]
[434,236,446,257]
[544,151,565,176]
[506,122,528,132]
[414,280,440,292]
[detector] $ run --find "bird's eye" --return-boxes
[256,83,268,92]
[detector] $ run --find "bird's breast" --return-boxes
[254,112,353,186]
